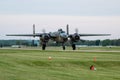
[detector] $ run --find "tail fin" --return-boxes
[66,24,69,35]
[33,24,35,37]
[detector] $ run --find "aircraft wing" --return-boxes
[79,34,111,36]
[6,33,43,37]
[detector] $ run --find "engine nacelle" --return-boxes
[40,33,50,42]
[69,33,80,42]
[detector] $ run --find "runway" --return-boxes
[1,47,120,53]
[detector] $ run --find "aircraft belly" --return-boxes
[53,36,64,43]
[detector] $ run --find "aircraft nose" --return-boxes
[60,33,68,38]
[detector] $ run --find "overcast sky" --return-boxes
[0,0,120,40]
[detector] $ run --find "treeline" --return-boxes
[76,39,120,46]
[0,39,120,47]
[0,40,39,47]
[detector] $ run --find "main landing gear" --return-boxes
[72,44,76,50]
[42,43,46,50]
[62,44,65,50]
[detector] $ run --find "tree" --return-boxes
[95,40,100,46]
[116,39,120,46]
[102,39,111,46]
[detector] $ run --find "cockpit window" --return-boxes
[61,31,65,33]
[58,29,62,31]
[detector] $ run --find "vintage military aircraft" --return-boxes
[6,24,110,50]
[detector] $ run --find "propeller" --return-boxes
[42,29,46,33]
[75,28,79,33]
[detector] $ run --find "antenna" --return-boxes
[66,24,69,35]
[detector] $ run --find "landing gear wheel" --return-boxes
[62,44,65,50]
[63,45,65,50]
[72,44,76,50]
[42,44,46,50]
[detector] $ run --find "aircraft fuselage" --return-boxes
[49,29,68,43]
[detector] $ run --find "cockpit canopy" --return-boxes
[58,29,65,33]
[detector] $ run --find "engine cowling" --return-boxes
[40,33,50,42]
[70,33,80,42]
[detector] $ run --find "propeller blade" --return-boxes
[42,29,46,33]
[75,28,78,33]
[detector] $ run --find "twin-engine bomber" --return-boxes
[6,24,110,50]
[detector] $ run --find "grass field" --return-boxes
[0,47,120,80]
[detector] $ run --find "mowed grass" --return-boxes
[0,47,120,80]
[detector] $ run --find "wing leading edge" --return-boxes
[79,34,111,36]
[6,33,43,37]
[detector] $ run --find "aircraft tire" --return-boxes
[72,44,76,50]
[42,44,46,50]
[63,46,65,50]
